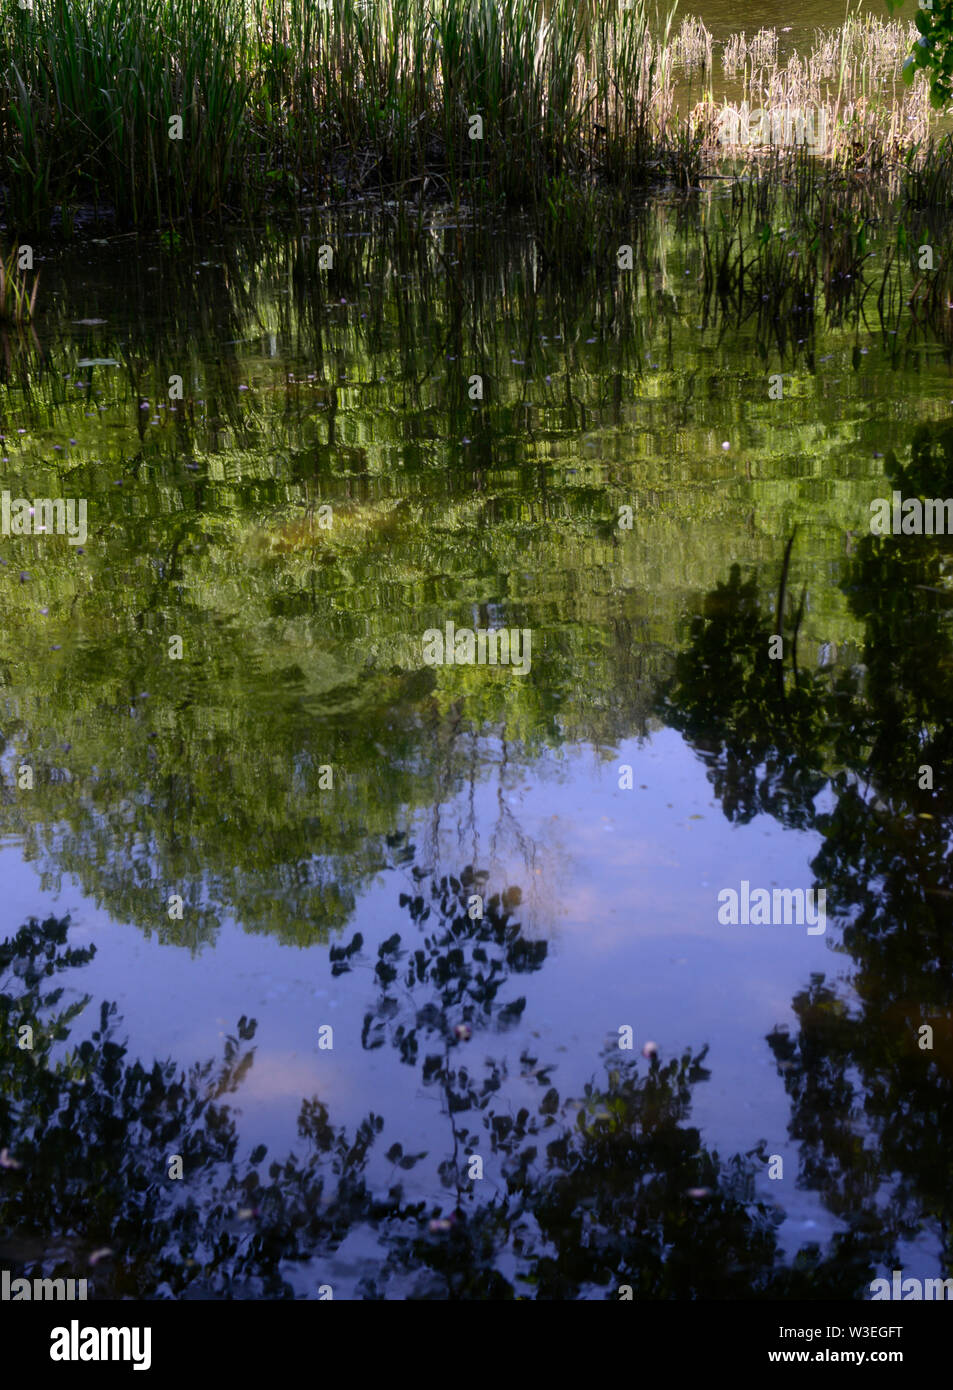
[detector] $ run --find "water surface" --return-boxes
[2,200,952,1298]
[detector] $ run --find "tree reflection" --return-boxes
[656,416,953,1281]
[1,895,881,1299]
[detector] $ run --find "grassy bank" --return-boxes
[0,0,943,234]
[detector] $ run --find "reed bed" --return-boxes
[0,0,943,234]
[702,15,931,166]
[692,144,953,364]
[722,28,779,79]
[670,16,712,74]
[0,244,39,324]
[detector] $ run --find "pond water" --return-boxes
[655,0,885,43]
[2,192,952,1299]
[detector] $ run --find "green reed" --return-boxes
[0,0,943,235]
[0,243,39,324]
[1,0,252,228]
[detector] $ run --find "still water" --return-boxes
[654,0,885,42]
[1,187,952,1296]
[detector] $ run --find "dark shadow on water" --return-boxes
[656,414,953,1284]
